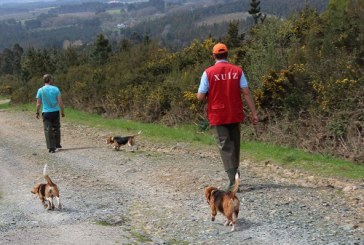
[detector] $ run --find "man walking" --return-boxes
[197,43,258,191]
[36,74,65,153]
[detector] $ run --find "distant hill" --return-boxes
[0,0,329,50]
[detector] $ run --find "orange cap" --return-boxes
[212,43,228,54]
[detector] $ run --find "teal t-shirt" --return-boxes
[36,85,61,113]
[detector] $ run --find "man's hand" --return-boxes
[36,112,40,119]
[251,113,258,125]
[61,112,65,117]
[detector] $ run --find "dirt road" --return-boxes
[0,109,363,244]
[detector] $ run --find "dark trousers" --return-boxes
[42,111,61,149]
[214,123,241,171]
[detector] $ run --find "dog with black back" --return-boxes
[106,131,141,151]
[204,173,240,231]
[31,164,62,210]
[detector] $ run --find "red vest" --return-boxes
[205,62,244,125]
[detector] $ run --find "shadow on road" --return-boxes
[58,146,100,151]
[240,183,308,192]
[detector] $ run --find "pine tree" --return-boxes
[249,0,266,25]
[92,34,112,65]
[226,21,241,48]
[119,39,132,53]
[0,48,14,75]
[12,43,23,76]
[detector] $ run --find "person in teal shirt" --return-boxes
[36,74,65,153]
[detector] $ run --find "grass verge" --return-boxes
[242,141,364,180]
[10,103,364,180]
[0,102,10,110]
[0,96,10,109]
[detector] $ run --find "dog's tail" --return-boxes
[230,173,239,195]
[43,164,55,187]
[133,130,142,137]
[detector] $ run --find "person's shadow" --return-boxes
[239,182,313,193]
[57,146,99,151]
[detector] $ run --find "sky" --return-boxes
[0,0,50,3]
[0,0,35,2]
[0,0,80,4]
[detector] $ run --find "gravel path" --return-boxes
[0,109,363,245]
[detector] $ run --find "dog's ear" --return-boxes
[205,187,213,201]
[205,187,218,203]
[31,185,40,194]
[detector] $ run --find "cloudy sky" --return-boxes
[0,0,42,3]
[0,0,60,3]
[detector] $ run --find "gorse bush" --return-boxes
[242,1,363,162]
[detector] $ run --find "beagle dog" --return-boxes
[106,131,141,150]
[204,173,240,231]
[31,164,62,210]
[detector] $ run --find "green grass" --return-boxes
[11,103,364,180]
[242,141,364,180]
[0,95,9,100]
[0,102,10,110]
[0,96,10,109]
[64,107,216,146]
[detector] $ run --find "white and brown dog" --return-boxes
[31,164,62,210]
[106,131,141,150]
[204,173,240,231]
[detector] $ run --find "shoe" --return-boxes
[49,148,56,153]
[56,145,62,149]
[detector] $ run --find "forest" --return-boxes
[0,0,363,163]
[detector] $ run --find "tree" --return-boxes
[130,31,143,44]
[12,43,23,76]
[150,0,165,12]
[20,47,55,82]
[0,48,14,75]
[226,21,241,48]
[347,0,364,65]
[119,38,132,53]
[248,0,266,25]
[24,19,41,30]
[91,34,112,65]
